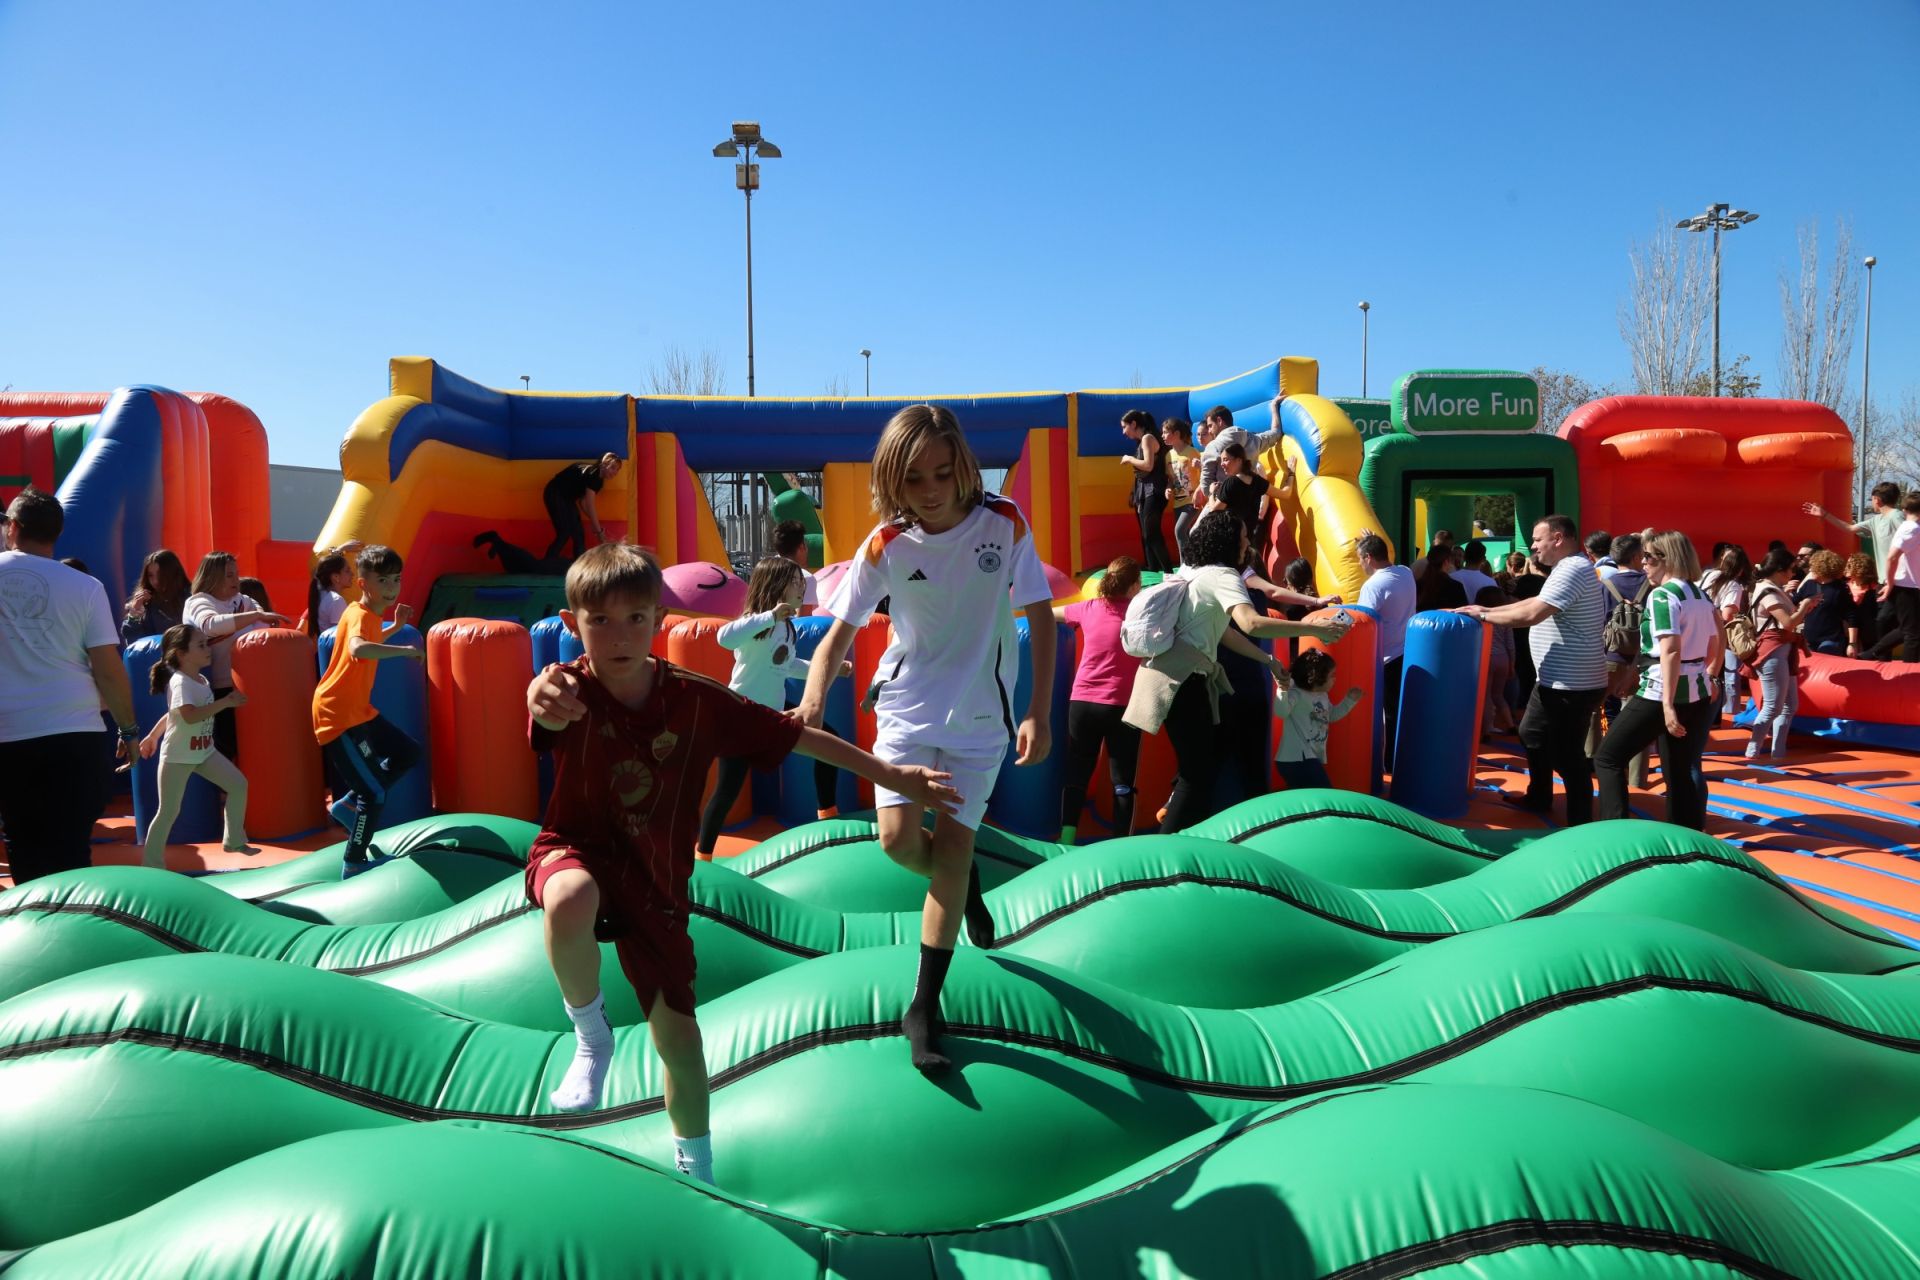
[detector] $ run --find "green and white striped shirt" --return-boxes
[1635,579,1718,704]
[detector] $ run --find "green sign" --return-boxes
[1391,370,1539,434]
[1333,398,1394,440]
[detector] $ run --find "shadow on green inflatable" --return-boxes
[5,913,1920,1245]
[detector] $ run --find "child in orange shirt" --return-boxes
[311,545,426,876]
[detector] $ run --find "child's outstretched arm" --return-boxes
[1330,687,1366,720]
[794,726,960,814]
[528,664,588,732]
[1016,601,1055,765]
[795,618,858,727]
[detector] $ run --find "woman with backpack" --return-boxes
[1595,531,1722,828]
[1743,548,1809,760]
[1121,511,1348,832]
[1705,546,1754,719]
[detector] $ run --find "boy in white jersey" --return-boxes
[798,404,1056,1073]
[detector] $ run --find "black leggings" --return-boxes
[1159,675,1222,833]
[1135,489,1171,572]
[1060,700,1141,835]
[697,702,842,852]
[543,489,587,561]
[0,731,114,883]
[1595,694,1715,829]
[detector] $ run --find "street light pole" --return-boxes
[1676,203,1758,396]
[1859,255,1877,513]
[860,348,871,396]
[520,375,530,391]
[1357,301,1370,398]
[713,122,782,398]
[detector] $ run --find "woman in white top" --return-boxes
[1744,547,1808,761]
[130,625,255,865]
[183,551,287,760]
[304,551,354,641]
[695,556,850,855]
[1706,545,1752,717]
[1595,531,1723,829]
[1152,511,1348,832]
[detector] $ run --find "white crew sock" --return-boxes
[673,1131,714,1184]
[549,992,614,1112]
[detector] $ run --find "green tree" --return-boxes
[1680,354,1761,398]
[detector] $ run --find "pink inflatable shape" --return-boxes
[813,559,852,608]
[1042,563,1074,602]
[660,561,745,618]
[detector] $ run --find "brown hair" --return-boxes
[1845,551,1876,586]
[743,555,805,615]
[869,404,983,525]
[306,553,350,638]
[189,551,238,596]
[356,544,403,579]
[1098,555,1142,602]
[149,624,204,694]
[127,548,190,620]
[564,542,662,612]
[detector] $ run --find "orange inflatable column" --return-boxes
[666,616,753,840]
[1302,608,1377,794]
[428,618,538,821]
[231,627,327,838]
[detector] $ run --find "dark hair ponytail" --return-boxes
[307,554,348,637]
[150,624,201,694]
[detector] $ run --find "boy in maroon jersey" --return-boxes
[525,542,957,1185]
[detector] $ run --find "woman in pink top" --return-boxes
[1052,557,1145,843]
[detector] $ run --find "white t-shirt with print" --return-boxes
[162,671,217,765]
[827,494,1052,752]
[0,550,119,742]
[718,610,812,709]
[184,591,262,688]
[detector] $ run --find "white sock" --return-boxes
[673,1131,714,1184]
[549,993,614,1112]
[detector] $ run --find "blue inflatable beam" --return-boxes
[56,387,169,612]
[985,617,1076,838]
[1390,611,1486,819]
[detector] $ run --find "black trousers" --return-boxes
[323,715,424,860]
[543,489,587,561]
[1061,700,1142,835]
[1869,586,1920,662]
[1519,685,1606,825]
[1595,695,1716,830]
[1135,489,1171,572]
[0,731,115,883]
[1159,675,1222,833]
[696,704,844,853]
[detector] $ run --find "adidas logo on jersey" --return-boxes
[907,568,929,581]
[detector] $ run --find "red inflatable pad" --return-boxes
[1600,428,1727,466]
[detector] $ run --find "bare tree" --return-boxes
[1619,218,1710,395]
[647,344,728,395]
[1862,388,1920,490]
[1778,217,1859,414]
[821,373,849,398]
[1680,353,1761,399]
[1126,368,1146,389]
[1529,366,1619,435]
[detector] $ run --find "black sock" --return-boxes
[964,860,995,950]
[904,944,954,1074]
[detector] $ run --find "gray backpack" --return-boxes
[1600,574,1651,662]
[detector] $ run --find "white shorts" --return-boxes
[872,735,1007,832]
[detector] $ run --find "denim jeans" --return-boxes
[1747,647,1797,758]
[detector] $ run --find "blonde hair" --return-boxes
[564,542,662,612]
[190,551,238,596]
[869,404,983,525]
[1644,530,1701,584]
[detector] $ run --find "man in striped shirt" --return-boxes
[1463,514,1607,823]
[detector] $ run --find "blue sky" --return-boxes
[2,0,1915,467]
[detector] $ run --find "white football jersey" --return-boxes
[827,494,1052,751]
